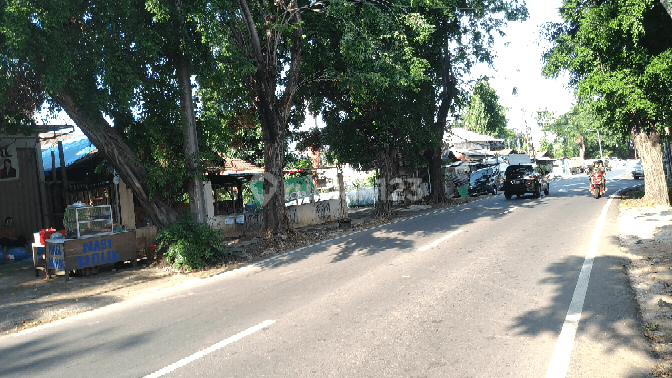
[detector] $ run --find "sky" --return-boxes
[469,0,576,145]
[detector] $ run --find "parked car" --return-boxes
[632,162,644,179]
[502,165,549,199]
[468,166,499,196]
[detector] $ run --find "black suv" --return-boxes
[503,165,549,199]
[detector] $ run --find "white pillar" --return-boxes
[118,178,135,230]
[203,181,215,220]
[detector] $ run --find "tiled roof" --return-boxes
[221,156,264,174]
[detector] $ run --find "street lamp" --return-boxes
[587,129,603,160]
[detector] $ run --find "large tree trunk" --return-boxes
[176,55,208,224]
[427,146,445,203]
[427,47,456,203]
[232,0,302,233]
[577,134,585,159]
[632,123,670,206]
[261,111,289,233]
[375,147,396,216]
[52,90,180,228]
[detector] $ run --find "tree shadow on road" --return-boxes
[508,253,652,356]
[255,230,415,270]
[0,325,157,377]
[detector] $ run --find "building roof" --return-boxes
[222,156,264,174]
[444,128,504,144]
[41,133,97,172]
[535,150,554,159]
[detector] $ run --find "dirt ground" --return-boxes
[618,190,672,377]
[0,196,483,336]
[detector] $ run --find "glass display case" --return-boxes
[64,204,113,239]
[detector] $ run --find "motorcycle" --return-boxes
[589,172,605,199]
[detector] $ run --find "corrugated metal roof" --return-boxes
[445,128,504,143]
[42,134,97,172]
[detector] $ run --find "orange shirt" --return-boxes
[0,225,20,240]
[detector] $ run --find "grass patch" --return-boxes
[618,181,672,209]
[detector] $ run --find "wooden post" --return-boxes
[50,151,58,227]
[58,141,69,205]
[237,181,244,211]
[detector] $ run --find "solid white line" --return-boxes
[545,196,613,378]
[143,320,276,378]
[418,230,462,252]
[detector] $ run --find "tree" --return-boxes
[406,0,528,203]
[296,0,527,210]
[541,103,626,159]
[0,65,43,135]
[146,1,211,224]
[544,0,672,206]
[463,77,508,138]
[291,0,436,215]
[198,0,304,232]
[0,1,219,227]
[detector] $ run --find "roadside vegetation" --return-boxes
[619,181,672,209]
[543,0,672,207]
[156,214,227,271]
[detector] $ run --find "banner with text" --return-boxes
[250,176,316,208]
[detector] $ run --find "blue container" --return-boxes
[7,246,30,262]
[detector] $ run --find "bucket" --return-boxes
[457,184,469,198]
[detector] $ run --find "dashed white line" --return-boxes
[418,230,462,252]
[144,320,276,378]
[501,206,518,215]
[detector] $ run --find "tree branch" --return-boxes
[236,0,264,67]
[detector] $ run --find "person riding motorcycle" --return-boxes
[590,160,606,192]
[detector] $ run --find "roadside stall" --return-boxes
[42,202,136,281]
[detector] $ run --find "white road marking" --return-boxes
[545,196,614,378]
[144,320,276,378]
[501,206,518,215]
[418,230,462,252]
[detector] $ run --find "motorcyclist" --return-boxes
[590,160,606,192]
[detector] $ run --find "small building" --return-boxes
[444,128,505,153]
[0,132,47,241]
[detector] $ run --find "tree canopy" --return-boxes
[295,0,527,210]
[462,77,508,138]
[0,1,223,227]
[539,103,629,159]
[543,0,672,205]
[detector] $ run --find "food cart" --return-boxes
[42,203,137,281]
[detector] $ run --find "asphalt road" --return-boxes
[0,165,655,378]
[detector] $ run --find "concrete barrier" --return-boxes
[210,199,344,237]
[286,199,342,228]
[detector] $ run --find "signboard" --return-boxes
[0,142,19,181]
[249,176,316,208]
[47,243,64,270]
[45,231,136,280]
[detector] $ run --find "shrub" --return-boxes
[157,213,226,270]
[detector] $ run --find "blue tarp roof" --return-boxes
[42,134,96,172]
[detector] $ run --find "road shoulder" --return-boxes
[619,201,672,376]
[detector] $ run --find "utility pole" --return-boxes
[587,129,603,160]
